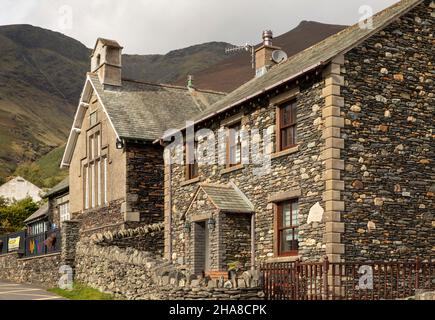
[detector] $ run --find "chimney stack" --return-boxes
[91,38,123,87]
[255,30,280,77]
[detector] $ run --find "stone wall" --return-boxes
[341,1,435,261]
[0,220,80,288]
[75,240,264,300]
[90,223,164,256]
[126,142,165,225]
[168,74,327,271]
[0,252,62,288]
[74,199,125,236]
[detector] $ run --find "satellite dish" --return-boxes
[272,50,288,64]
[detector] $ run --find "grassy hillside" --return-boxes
[0,25,232,184]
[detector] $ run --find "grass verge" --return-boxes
[48,282,115,300]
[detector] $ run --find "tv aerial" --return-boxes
[225,43,256,69]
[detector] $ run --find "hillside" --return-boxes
[0,25,232,186]
[0,22,345,186]
[174,21,347,92]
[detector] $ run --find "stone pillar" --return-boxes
[321,55,346,297]
[321,55,345,264]
[61,220,80,273]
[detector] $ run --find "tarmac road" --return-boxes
[0,280,65,300]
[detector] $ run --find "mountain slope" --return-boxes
[0,25,89,184]
[0,25,232,185]
[175,21,347,92]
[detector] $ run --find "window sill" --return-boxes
[271,145,299,160]
[266,255,301,263]
[180,177,200,187]
[221,164,244,175]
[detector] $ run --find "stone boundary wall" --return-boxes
[90,223,164,256]
[0,252,62,288]
[75,240,264,300]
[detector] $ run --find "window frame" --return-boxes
[225,121,242,168]
[185,140,199,181]
[275,199,299,257]
[276,100,298,152]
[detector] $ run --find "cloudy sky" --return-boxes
[1,0,399,54]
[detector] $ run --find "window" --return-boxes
[84,165,89,209]
[59,202,70,223]
[185,140,199,180]
[226,122,242,167]
[276,200,299,256]
[277,100,297,151]
[90,111,98,127]
[84,131,108,210]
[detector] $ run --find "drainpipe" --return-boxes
[251,213,256,270]
[167,157,173,263]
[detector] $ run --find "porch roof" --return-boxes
[190,183,254,215]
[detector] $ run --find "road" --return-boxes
[0,280,65,300]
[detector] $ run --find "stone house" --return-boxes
[61,38,224,235]
[162,0,434,277]
[0,176,42,203]
[23,177,69,235]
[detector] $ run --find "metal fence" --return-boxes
[262,257,434,300]
[0,229,61,258]
[25,229,61,257]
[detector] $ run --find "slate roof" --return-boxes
[198,183,254,214]
[89,74,225,141]
[186,0,422,126]
[24,203,49,224]
[44,177,69,198]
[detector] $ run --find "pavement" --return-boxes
[0,280,65,300]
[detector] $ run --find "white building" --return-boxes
[0,176,42,203]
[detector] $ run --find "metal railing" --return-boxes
[261,257,434,300]
[0,229,61,258]
[25,229,61,257]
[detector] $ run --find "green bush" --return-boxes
[0,197,40,233]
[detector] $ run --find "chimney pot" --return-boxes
[262,30,273,46]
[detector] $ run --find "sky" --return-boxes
[0,0,400,55]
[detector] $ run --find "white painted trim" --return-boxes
[61,74,121,168]
[86,75,120,140]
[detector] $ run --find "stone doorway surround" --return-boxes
[183,183,255,275]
